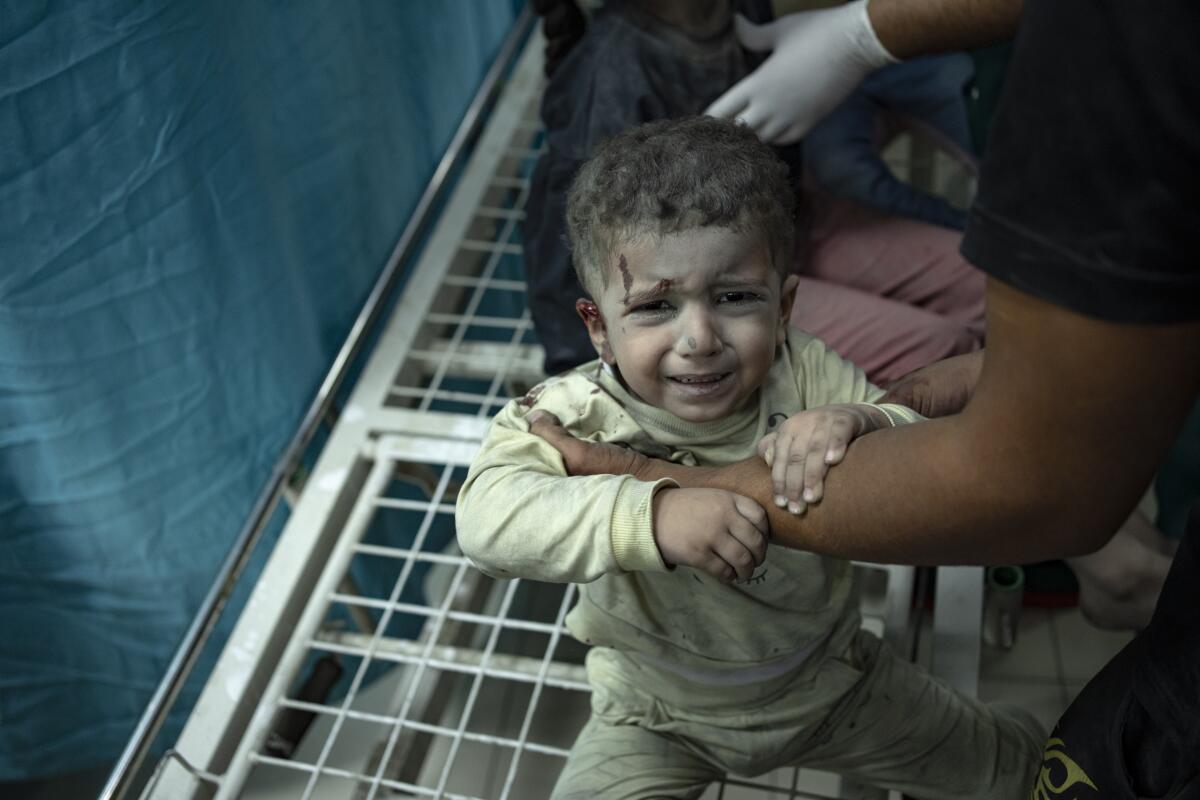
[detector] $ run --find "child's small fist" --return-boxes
[652,488,768,582]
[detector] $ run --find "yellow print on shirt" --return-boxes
[1030,737,1098,799]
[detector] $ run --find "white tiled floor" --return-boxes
[1051,607,1135,682]
[976,606,1133,735]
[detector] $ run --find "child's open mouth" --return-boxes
[667,372,732,396]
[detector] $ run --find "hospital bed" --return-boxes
[104,11,984,799]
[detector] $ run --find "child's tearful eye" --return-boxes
[631,300,672,315]
[718,291,761,305]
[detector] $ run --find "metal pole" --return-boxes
[99,7,535,798]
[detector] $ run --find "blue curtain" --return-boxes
[0,0,522,780]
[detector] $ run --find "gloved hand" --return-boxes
[706,0,898,144]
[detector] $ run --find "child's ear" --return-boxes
[776,274,800,346]
[575,298,616,364]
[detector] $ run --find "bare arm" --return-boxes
[868,0,1023,59]
[534,279,1200,566]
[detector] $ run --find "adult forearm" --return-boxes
[637,420,1030,565]
[868,0,1022,59]
[641,280,1200,566]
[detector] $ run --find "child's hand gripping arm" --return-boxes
[759,402,921,516]
[457,404,679,583]
[652,488,769,583]
[459,436,769,584]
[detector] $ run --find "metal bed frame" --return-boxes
[106,11,983,799]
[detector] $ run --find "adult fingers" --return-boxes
[704,81,752,120]
[878,375,917,408]
[527,410,587,473]
[527,409,562,431]
[777,119,811,145]
[736,102,774,138]
[528,410,573,452]
[758,114,791,145]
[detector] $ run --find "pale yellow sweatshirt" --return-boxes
[456,328,920,681]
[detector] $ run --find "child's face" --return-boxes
[578,226,799,423]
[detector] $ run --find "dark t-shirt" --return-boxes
[961,0,1200,323]
[960,1,1200,795]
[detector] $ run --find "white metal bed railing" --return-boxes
[135,19,982,800]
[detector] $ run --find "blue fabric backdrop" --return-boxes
[0,0,522,780]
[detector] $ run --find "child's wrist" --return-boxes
[613,479,675,573]
[650,487,679,568]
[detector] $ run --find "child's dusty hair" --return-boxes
[565,116,796,297]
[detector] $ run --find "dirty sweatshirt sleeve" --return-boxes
[455,393,675,583]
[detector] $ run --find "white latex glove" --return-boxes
[706,0,898,144]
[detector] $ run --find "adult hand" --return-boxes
[705,1,897,144]
[880,350,984,418]
[527,410,652,478]
[653,488,769,583]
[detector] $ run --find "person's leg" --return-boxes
[795,630,1044,800]
[553,648,725,799]
[551,714,720,800]
[789,277,980,385]
[1069,508,1176,631]
[804,193,986,338]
